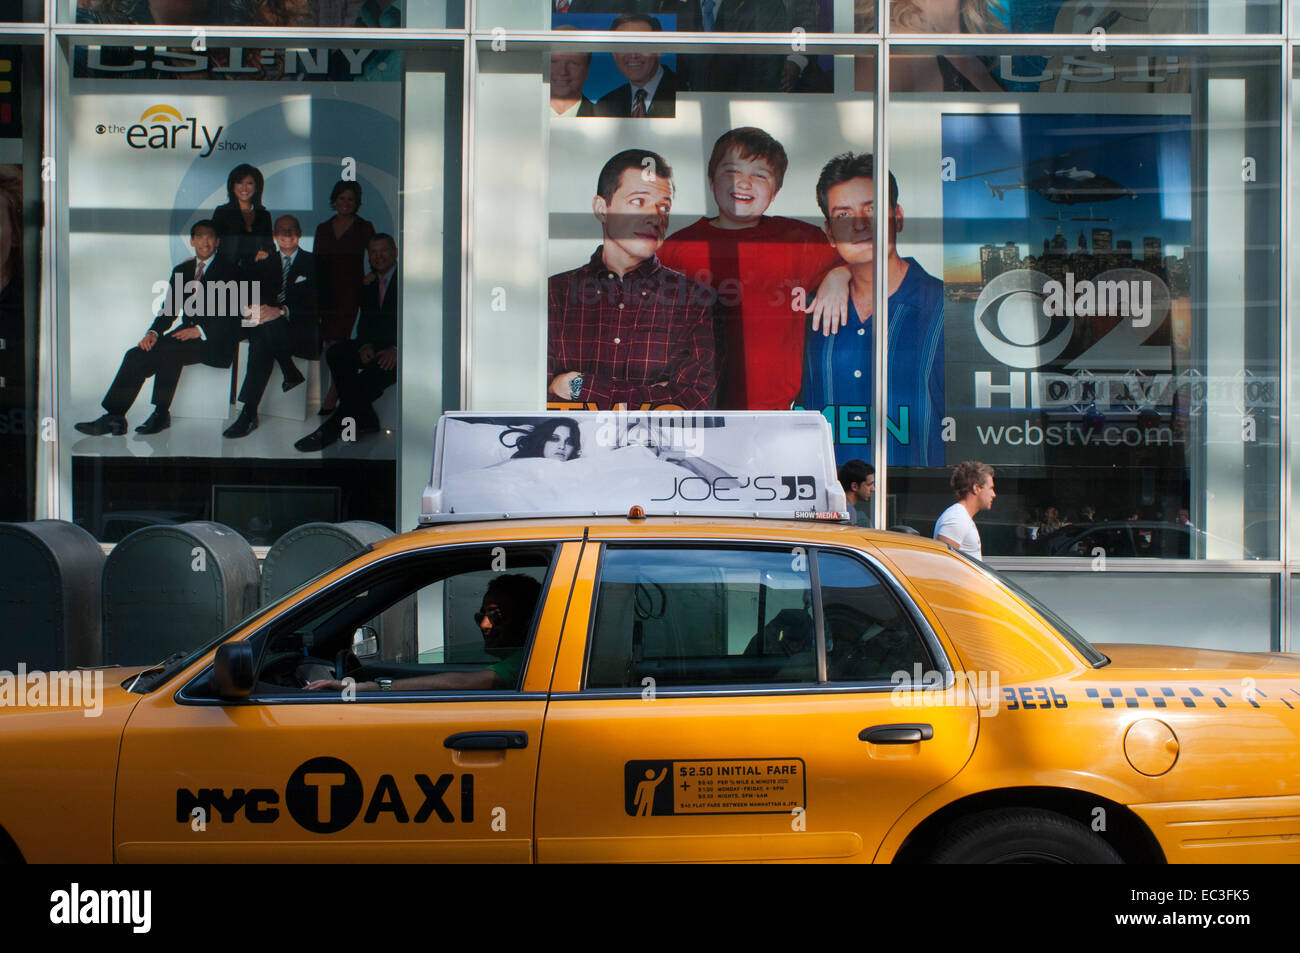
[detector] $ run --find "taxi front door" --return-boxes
[113,540,582,863]
[533,540,981,863]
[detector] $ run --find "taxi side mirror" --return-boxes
[213,642,255,699]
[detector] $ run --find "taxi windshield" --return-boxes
[124,546,371,694]
[960,554,1110,668]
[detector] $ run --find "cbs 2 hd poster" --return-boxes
[941,112,1192,471]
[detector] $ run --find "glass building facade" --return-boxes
[3,0,1298,650]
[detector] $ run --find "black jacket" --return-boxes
[593,65,677,118]
[256,248,320,358]
[211,203,275,276]
[356,271,398,351]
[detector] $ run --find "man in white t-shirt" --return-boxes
[934,460,996,560]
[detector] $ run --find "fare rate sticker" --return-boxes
[624,758,806,817]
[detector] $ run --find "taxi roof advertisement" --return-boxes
[422,411,848,523]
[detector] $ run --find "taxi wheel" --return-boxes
[928,808,1124,864]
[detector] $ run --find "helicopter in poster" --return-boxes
[971,138,1147,208]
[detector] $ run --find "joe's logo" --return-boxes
[103,104,225,158]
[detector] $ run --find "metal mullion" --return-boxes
[988,558,1286,573]
[40,28,57,519]
[460,34,474,410]
[882,32,1284,46]
[1283,34,1293,647]
[875,36,887,532]
[51,25,470,46]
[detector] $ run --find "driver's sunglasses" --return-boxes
[474,606,504,626]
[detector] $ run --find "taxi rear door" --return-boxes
[533,538,980,863]
[113,539,581,862]
[533,543,977,863]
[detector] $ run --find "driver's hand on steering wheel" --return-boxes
[305,678,376,692]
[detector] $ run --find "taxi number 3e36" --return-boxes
[1004,686,1069,710]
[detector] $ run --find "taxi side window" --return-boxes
[817,552,933,683]
[586,547,816,688]
[247,545,555,695]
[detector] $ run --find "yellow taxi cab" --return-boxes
[4,411,1299,864]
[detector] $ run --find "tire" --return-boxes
[928,808,1124,864]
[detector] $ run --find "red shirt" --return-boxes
[659,215,839,410]
[548,247,717,410]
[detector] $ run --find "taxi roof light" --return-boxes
[420,411,849,525]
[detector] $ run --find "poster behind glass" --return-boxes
[66,55,405,543]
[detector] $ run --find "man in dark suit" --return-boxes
[294,234,398,452]
[75,220,241,436]
[593,13,677,118]
[224,215,318,439]
[674,0,827,92]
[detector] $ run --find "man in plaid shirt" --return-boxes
[548,148,718,410]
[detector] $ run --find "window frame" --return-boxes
[574,538,953,699]
[175,538,570,706]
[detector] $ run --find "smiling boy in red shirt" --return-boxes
[658,126,849,409]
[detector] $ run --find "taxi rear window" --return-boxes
[586,545,935,689]
[963,555,1109,668]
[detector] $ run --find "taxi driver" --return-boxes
[306,574,542,693]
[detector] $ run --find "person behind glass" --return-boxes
[1038,505,1065,538]
[294,234,398,452]
[224,215,318,439]
[306,574,542,692]
[74,220,239,437]
[211,164,274,277]
[658,126,849,410]
[854,0,1005,92]
[313,180,376,415]
[547,148,717,411]
[798,152,945,467]
[508,418,581,461]
[674,0,826,93]
[934,460,995,560]
[593,14,677,119]
[838,458,874,527]
[549,29,597,118]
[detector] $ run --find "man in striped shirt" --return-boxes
[548,148,718,411]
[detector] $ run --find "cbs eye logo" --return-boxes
[973,269,1073,369]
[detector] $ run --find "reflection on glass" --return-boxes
[882,50,1280,561]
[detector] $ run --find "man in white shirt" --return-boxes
[549,28,596,117]
[934,460,996,560]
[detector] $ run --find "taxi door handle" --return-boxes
[444,731,529,750]
[859,724,934,744]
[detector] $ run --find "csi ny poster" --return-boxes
[940,112,1192,470]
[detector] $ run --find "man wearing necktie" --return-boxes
[295,234,399,452]
[75,220,241,437]
[225,216,319,439]
[593,14,677,119]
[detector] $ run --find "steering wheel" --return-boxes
[334,648,363,682]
